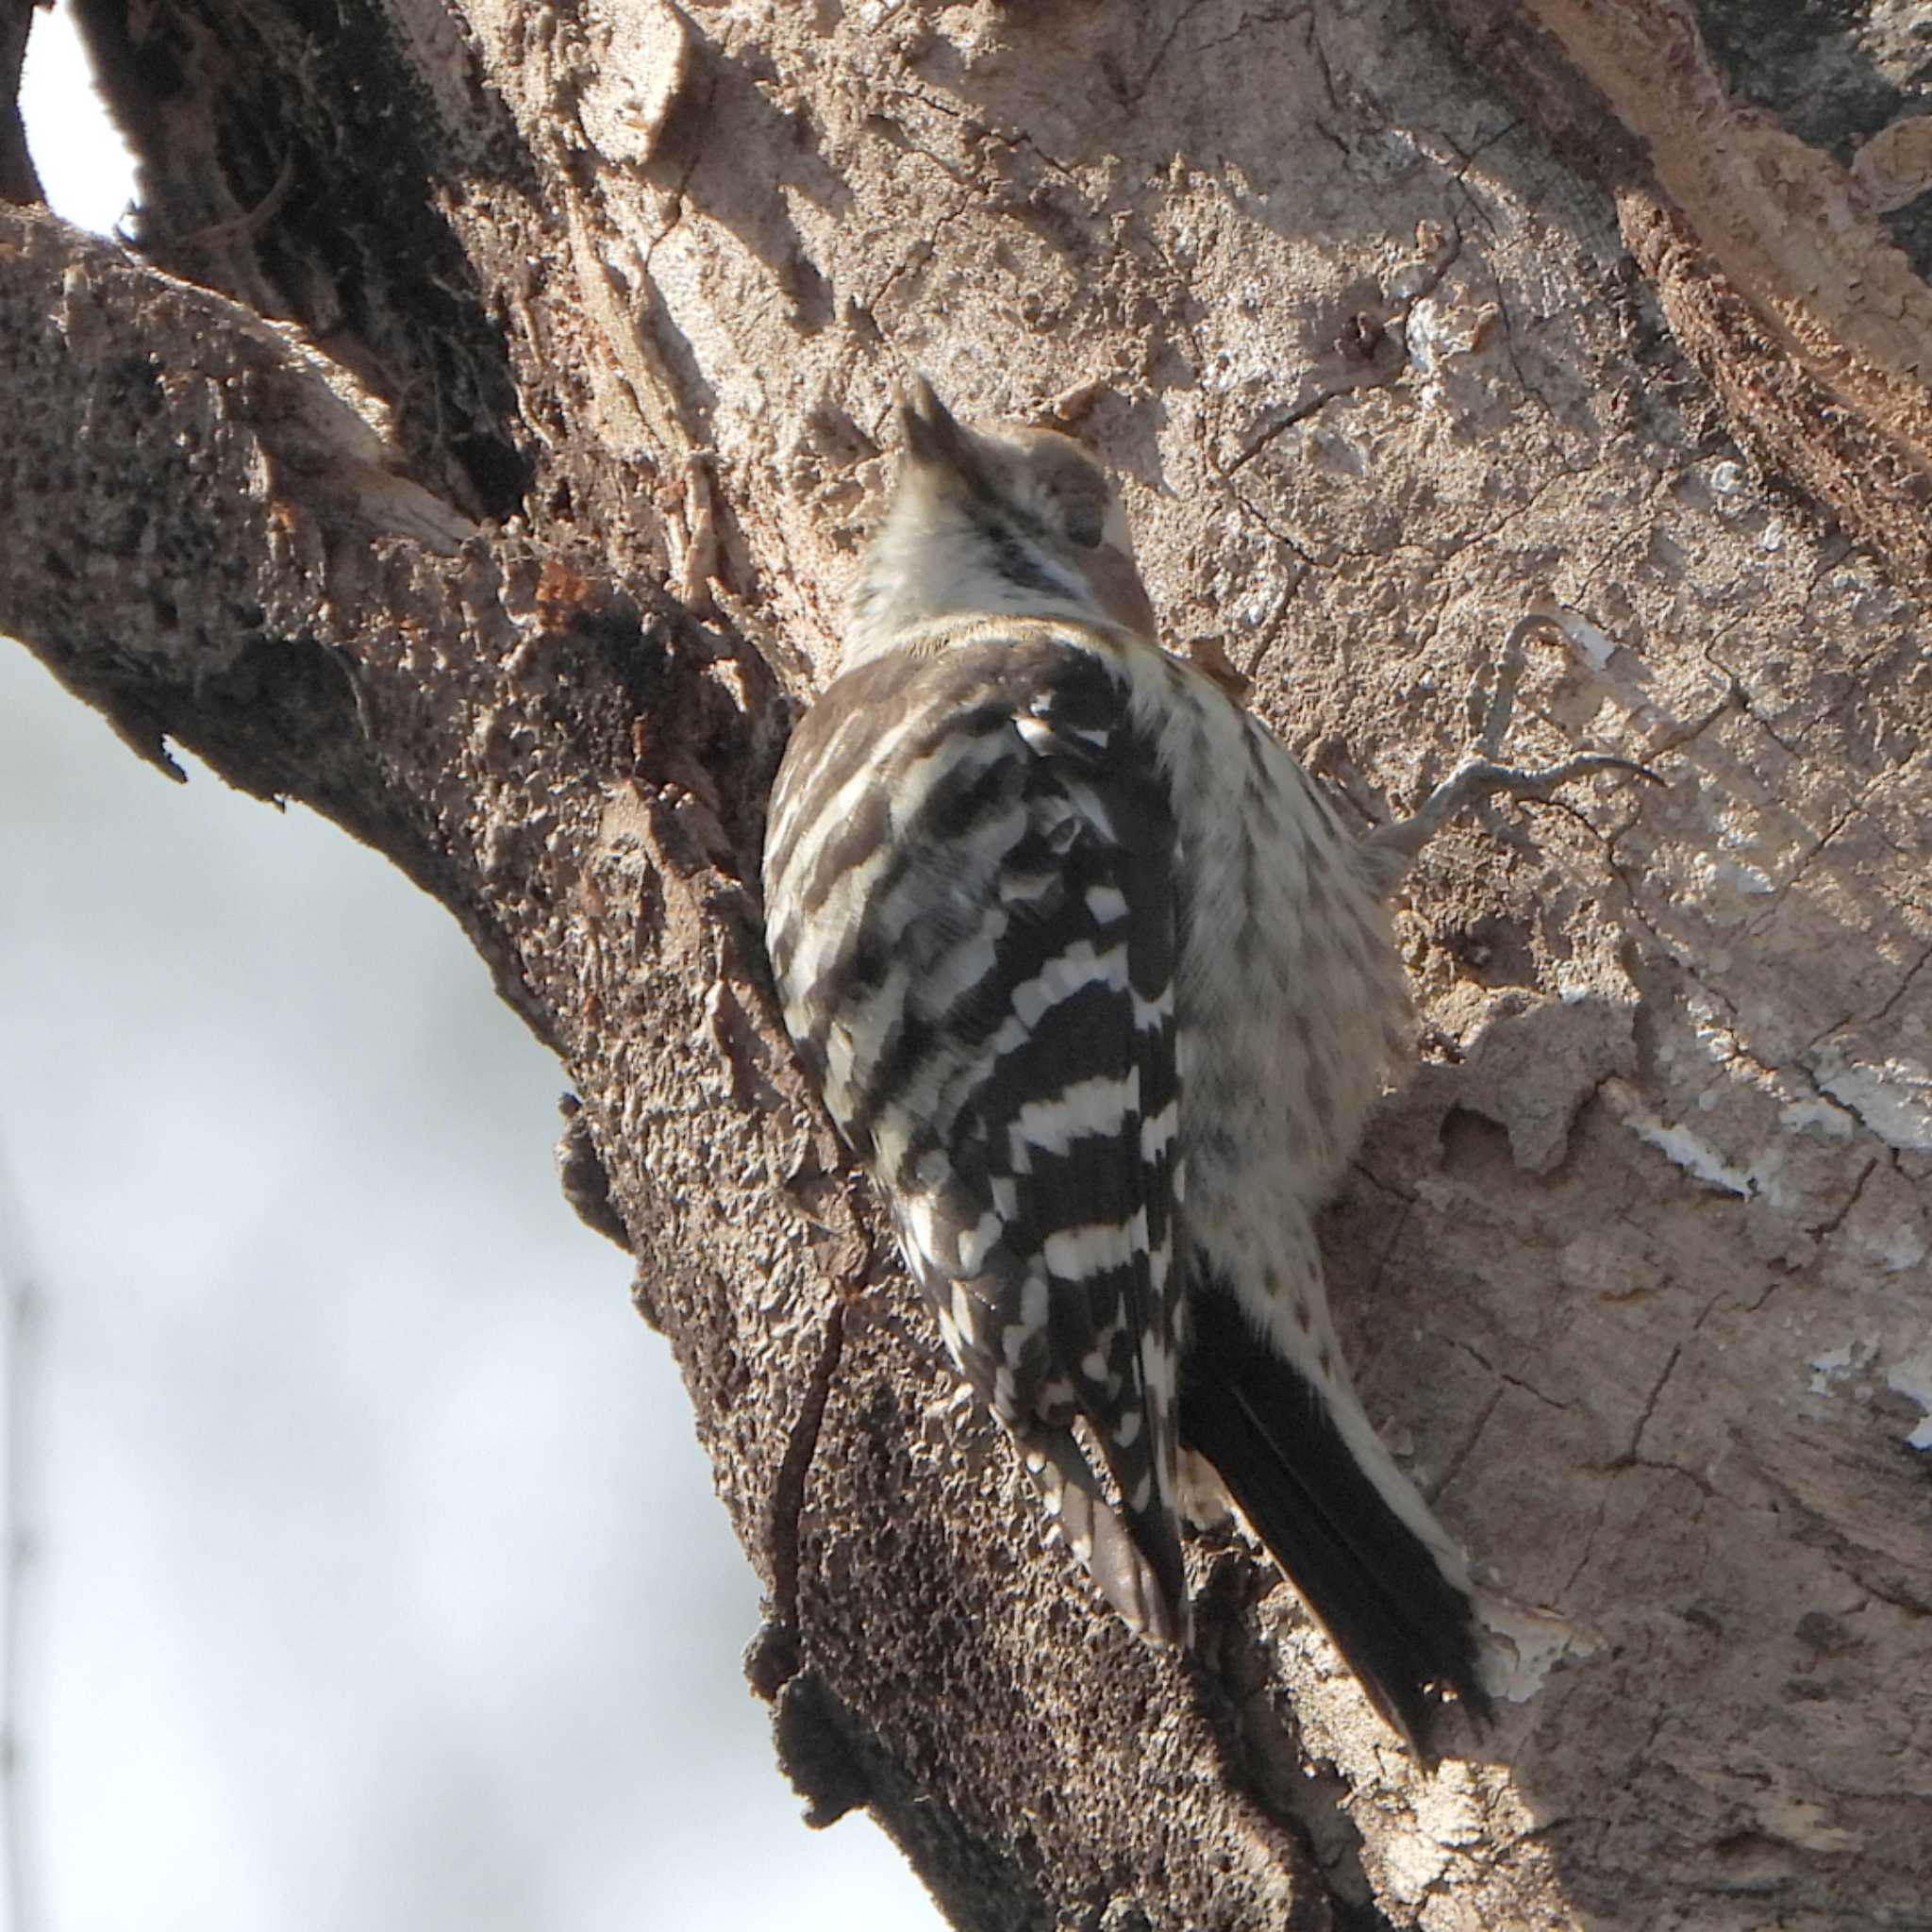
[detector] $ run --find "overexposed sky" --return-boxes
[6,8,941,1927]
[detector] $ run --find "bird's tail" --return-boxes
[1179,1273,1492,1756]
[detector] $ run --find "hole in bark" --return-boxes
[1441,909,1538,987]
[1439,1104,1511,1178]
[449,428,529,522]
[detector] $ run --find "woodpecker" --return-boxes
[763,380,1547,1751]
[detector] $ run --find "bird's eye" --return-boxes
[1064,502,1105,549]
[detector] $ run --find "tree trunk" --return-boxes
[5,1,1929,1925]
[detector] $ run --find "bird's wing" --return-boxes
[771,626,1189,1641]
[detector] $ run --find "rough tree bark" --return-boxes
[5,2,1929,1926]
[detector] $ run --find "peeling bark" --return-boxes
[5,2,1929,1926]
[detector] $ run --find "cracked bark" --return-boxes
[5,1,1930,1926]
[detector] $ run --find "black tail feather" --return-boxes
[1180,1278,1491,1754]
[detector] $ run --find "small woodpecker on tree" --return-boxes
[762,379,1629,1752]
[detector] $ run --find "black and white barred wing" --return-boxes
[764,630,1190,1643]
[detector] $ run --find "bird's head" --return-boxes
[843,377,1158,668]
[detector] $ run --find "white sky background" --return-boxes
[6,9,941,1928]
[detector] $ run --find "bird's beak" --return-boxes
[897,375,977,477]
